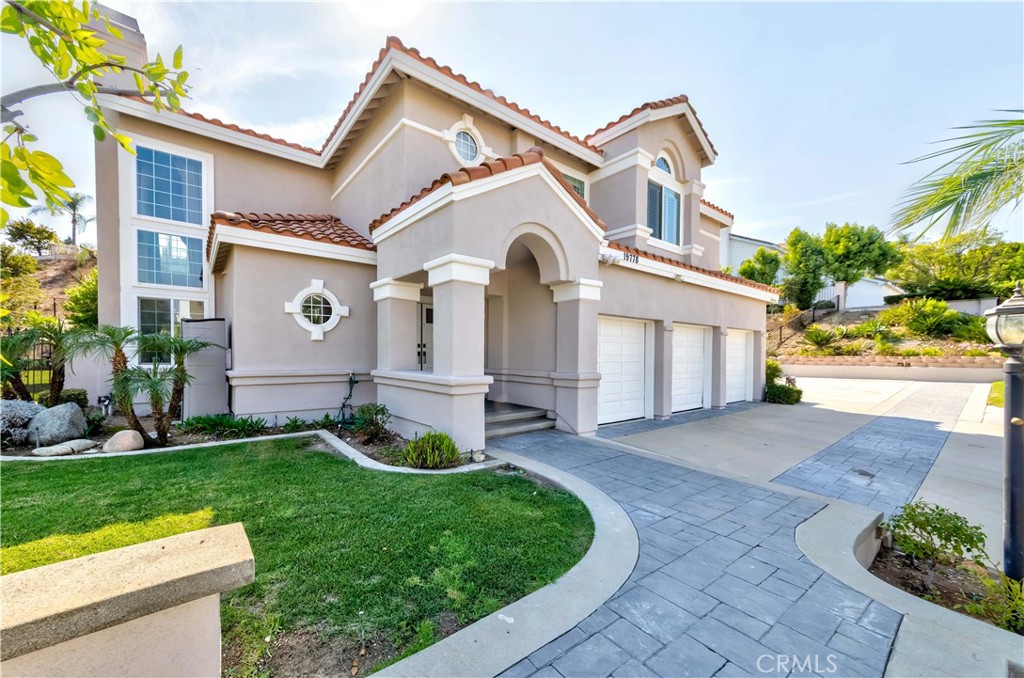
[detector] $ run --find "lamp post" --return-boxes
[985,281,1024,581]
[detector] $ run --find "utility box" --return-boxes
[181,319,229,419]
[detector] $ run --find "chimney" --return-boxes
[87,5,148,91]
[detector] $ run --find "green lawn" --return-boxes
[0,438,593,674]
[989,381,1004,407]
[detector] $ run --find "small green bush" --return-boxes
[951,314,991,343]
[765,382,802,404]
[874,337,901,356]
[963,348,995,357]
[313,412,343,429]
[282,416,306,433]
[765,359,783,385]
[353,403,391,443]
[34,389,89,409]
[811,299,836,310]
[848,320,896,341]
[83,408,105,436]
[803,324,844,347]
[401,432,463,469]
[178,414,267,438]
[886,500,987,589]
[962,568,1024,634]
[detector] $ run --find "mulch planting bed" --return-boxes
[869,545,992,623]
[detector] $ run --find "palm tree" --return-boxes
[121,363,180,446]
[68,325,148,442]
[28,313,71,407]
[1,329,40,401]
[29,192,95,248]
[891,112,1024,240]
[136,334,222,420]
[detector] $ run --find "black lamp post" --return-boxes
[985,281,1024,581]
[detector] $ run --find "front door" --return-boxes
[419,303,433,371]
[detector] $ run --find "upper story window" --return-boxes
[136,146,203,224]
[647,154,680,244]
[454,131,479,163]
[445,115,491,166]
[138,230,204,288]
[563,173,586,199]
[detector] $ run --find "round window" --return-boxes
[454,130,479,162]
[301,293,333,325]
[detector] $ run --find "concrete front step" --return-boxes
[485,417,555,439]
[484,404,549,424]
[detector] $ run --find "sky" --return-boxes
[3,1,1023,247]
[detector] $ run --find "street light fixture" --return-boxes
[984,281,1024,582]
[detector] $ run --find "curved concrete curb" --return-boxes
[797,502,1022,678]
[1,431,504,474]
[377,449,639,678]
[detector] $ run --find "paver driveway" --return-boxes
[489,432,901,678]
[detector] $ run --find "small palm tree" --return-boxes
[1,329,40,401]
[27,312,71,406]
[891,111,1024,240]
[136,334,222,420]
[67,325,148,442]
[121,362,182,446]
[29,192,94,248]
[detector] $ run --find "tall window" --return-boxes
[138,298,205,363]
[647,154,681,245]
[138,230,203,287]
[136,146,203,224]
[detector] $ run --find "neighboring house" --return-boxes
[721,232,902,310]
[75,9,778,450]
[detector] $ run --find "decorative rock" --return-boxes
[102,430,145,453]
[28,403,86,447]
[1,400,45,447]
[471,451,487,463]
[30,439,97,457]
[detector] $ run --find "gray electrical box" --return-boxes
[181,319,229,419]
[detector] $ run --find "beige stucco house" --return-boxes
[84,11,778,450]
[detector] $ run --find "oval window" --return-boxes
[454,130,479,162]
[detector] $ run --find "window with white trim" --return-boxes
[563,173,586,199]
[285,280,349,340]
[137,230,203,287]
[647,154,681,245]
[454,130,479,163]
[136,146,203,224]
[137,298,206,363]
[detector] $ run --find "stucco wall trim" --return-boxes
[372,369,493,395]
[604,223,653,240]
[330,118,446,200]
[227,368,372,386]
[551,278,603,303]
[598,246,779,303]
[588,148,654,183]
[589,104,717,164]
[371,277,425,302]
[700,202,733,226]
[424,253,496,286]
[211,226,378,269]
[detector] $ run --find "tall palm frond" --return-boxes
[891,112,1024,240]
[121,362,182,446]
[0,329,41,401]
[136,334,222,420]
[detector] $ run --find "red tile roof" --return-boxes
[607,241,777,294]
[586,95,718,157]
[320,37,602,157]
[369,147,608,232]
[208,212,375,259]
[700,199,733,220]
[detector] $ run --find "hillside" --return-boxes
[32,254,96,319]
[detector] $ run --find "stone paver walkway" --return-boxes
[490,431,901,678]
[772,383,974,516]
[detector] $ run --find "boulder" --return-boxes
[31,439,98,457]
[102,430,145,453]
[29,403,87,447]
[1,400,45,447]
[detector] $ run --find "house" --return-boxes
[721,232,902,310]
[77,9,778,450]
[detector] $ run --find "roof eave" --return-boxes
[588,103,717,166]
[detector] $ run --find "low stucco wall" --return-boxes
[0,524,254,678]
[779,363,1002,383]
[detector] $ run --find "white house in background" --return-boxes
[720,231,903,309]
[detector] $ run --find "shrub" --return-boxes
[848,320,896,341]
[401,432,463,469]
[951,314,991,343]
[962,568,1024,634]
[886,500,986,589]
[353,403,391,443]
[34,389,89,409]
[282,416,306,433]
[924,276,994,301]
[881,298,963,338]
[874,337,901,356]
[313,412,343,429]
[782,304,801,322]
[811,299,836,310]
[883,293,912,306]
[765,359,783,385]
[963,348,995,357]
[178,414,267,438]
[803,324,845,347]
[766,382,802,404]
[83,408,105,436]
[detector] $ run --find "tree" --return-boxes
[28,192,93,247]
[0,327,39,400]
[27,311,71,407]
[1,0,190,226]
[738,247,782,285]
[1,274,42,326]
[121,362,177,446]
[64,267,98,328]
[0,242,36,277]
[891,112,1024,240]
[781,228,827,309]
[136,333,221,420]
[67,325,148,442]
[4,218,58,255]
[886,228,1024,297]
[821,222,901,287]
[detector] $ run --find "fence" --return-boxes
[2,328,53,398]
[768,295,841,349]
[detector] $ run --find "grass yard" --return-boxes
[989,380,1004,407]
[0,438,593,675]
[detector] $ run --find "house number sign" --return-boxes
[622,252,640,264]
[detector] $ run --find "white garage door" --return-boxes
[598,318,647,424]
[672,324,706,412]
[726,330,752,403]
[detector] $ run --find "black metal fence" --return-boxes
[2,300,59,399]
[768,295,842,349]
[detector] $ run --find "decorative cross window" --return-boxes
[285,280,348,340]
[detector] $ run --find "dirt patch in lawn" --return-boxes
[869,545,991,623]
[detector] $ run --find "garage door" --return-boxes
[726,330,752,403]
[672,324,706,412]
[598,318,647,424]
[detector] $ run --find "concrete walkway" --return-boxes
[489,432,901,678]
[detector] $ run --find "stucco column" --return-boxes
[370,278,422,371]
[425,255,494,377]
[679,180,704,259]
[710,326,729,409]
[752,330,767,401]
[551,279,603,436]
[654,322,674,420]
